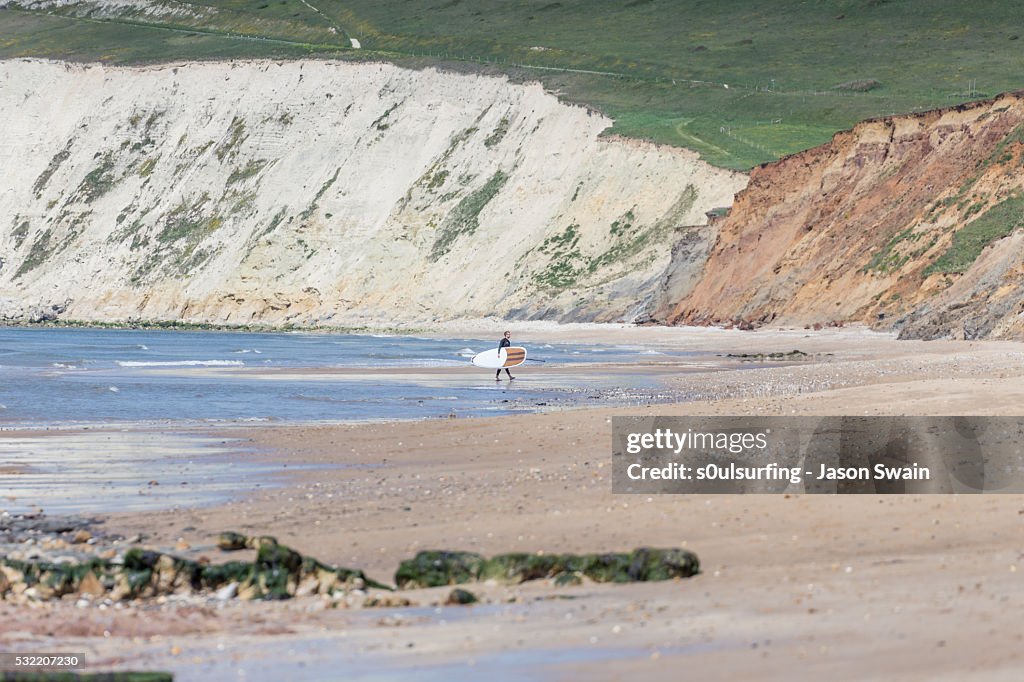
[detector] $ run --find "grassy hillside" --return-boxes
[2,0,1023,169]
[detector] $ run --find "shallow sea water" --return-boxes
[0,327,715,426]
[0,327,725,513]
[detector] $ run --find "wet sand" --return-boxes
[4,326,1024,680]
[0,430,300,514]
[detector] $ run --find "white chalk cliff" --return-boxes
[0,59,744,326]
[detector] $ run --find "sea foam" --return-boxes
[116,360,245,368]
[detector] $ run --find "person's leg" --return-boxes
[496,368,501,381]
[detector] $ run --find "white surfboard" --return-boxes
[471,346,527,369]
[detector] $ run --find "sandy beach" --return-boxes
[3,325,1024,680]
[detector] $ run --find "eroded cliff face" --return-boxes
[657,92,1024,339]
[0,60,744,326]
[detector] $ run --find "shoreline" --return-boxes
[0,316,893,341]
[0,318,432,335]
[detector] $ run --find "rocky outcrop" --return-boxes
[655,92,1024,339]
[0,534,385,603]
[1,524,701,601]
[896,230,1024,339]
[394,548,700,589]
[0,59,744,326]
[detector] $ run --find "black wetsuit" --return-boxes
[496,337,514,379]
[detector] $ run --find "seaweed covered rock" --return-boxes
[725,349,810,360]
[216,531,249,551]
[0,535,386,602]
[627,548,701,581]
[395,547,700,588]
[478,553,565,583]
[480,548,700,584]
[446,588,478,605]
[394,551,484,589]
[252,540,304,600]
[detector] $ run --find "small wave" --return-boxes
[232,349,263,354]
[332,360,465,368]
[639,350,666,355]
[116,360,245,368]
[398,396,458,401]
[108,386,119,393]
[291,394,349,404]
[456,348,476,357]
[136,345,149,350]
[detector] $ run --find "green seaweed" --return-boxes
[394,551,485,589]
[255,541,303,599]
[396,547,699,587]
[0,535,383,603]
[200,561,255,586]
[478,553,564,582]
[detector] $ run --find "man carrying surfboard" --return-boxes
[496,331,515,381]
[470,334,527,376]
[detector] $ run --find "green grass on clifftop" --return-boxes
[2,1,1023,169]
